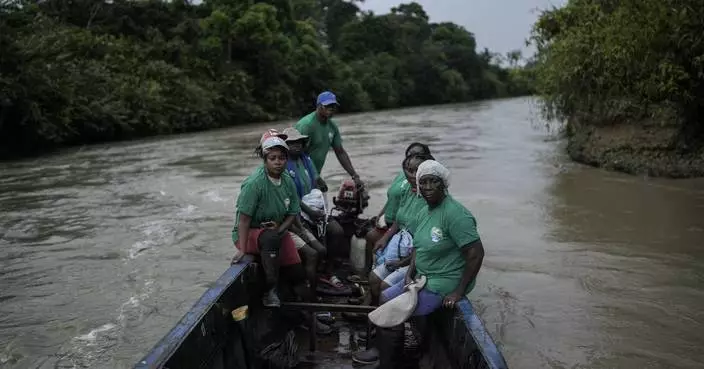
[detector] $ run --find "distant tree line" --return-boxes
[0,0,534,157]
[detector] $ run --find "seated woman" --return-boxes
[279,127,346,291]
[231,130,306,308]
[351,142,433,284]
[367,154,432,306]
[352,160,485,367]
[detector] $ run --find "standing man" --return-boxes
[294,91,363,189]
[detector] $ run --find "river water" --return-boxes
[1,97,703,369]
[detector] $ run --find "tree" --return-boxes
[506,49,522,68]
[0,0,533,157]
[532,0,704,147]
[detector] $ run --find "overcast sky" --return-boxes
[360,0,568,58]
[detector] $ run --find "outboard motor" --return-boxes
[332,179,369,217]
[332,178,371,271]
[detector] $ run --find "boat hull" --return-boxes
[134,256,508,369]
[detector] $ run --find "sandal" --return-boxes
[316,275,353,296]
[316,283,353,296]
[319,275,345,289]
[346,275,369,284]
[316,312,335,325]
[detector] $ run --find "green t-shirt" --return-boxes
[411,195,480,296]
[231,165,301,243]
[395,190,426,231]
[294,111,342,174]
[384,171,409,224]
[287,156,319,198]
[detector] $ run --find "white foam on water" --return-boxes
[128,240,152,259]
[177,204,198,217]
[57,278,155,368]
[75,323,117,344]
[117,279,154,325]
[56,322,118,368]
[125,220,175,260]
[204,190,225,203]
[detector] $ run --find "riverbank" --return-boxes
[566,120,704,178]
[530,1,704,178]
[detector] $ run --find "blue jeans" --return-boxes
[374,229,413,267]
[380,279,444,317]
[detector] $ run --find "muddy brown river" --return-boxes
[1,97,703,369]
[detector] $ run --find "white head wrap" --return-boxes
[416,160,450,190]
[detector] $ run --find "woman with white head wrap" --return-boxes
[362,160,486,368]
[415,159,450,193]
[351,153,435,365]
[350,143,434,287]
[369,155,433,302]
[410,160,483,306]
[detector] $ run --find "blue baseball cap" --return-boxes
[316,91,338,106]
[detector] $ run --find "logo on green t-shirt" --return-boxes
[430,227,443,243]
[284,198,290,210]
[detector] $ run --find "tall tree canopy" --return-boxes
[0,0,533,157]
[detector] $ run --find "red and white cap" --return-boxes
[260,129,289,152]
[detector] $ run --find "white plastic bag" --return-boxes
[300,189,326,223]
[368,276,427,328]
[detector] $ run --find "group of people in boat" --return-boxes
[231,91,364,310]
[231,91,485,368]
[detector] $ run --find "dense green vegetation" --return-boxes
[532,0,704,149]
[0,0,532,157]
